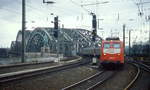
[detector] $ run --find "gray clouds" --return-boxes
[0,0,150,47]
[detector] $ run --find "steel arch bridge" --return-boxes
[11,27,102,56]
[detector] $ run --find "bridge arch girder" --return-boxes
[26,28,54,52]
[18,27,103,56]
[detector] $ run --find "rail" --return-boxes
[0,56,86,84]
[123,62,141,90]
[61,71,115,90]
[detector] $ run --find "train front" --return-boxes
[100,38,124,67]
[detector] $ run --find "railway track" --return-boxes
[61,70,115,90]
[0,56,79,74]
[0,57,91,84]
[124,59,150,90]
[138,63,150,72]
[131,60,150,73]
[141,61,150,65]
[123,63,141,90]
[0,61,54,74]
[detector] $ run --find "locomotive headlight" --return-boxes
[104,54,106,55]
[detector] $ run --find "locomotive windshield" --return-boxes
[104,43,110,48]
[113,43,120,48]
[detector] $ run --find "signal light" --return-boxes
[53,16,58,38]
[53,30,58,38]
[54,16,58,29]
[92,36,96,41]
[92,14,97,29]
[92,30,96,36]
[91,14,97,42]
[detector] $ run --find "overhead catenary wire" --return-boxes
[0,4,36,23]
[16,0,82,26]
[16,0,49,18]
[0,1,54,31]
[69,0,93,15]
[19,0,57,28]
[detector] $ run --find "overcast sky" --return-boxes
[0,0,150,47]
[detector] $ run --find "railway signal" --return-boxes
[53,16,60,61]
[92,13,97,41]
[54,16,58,29]
[91,13,98,65]
[43,0,56,38]
[54,16,59,38]
[92,30,96,41]
[54,31,58,38]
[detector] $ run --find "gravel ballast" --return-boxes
[94,63,137,90]
[1,62,149,90]
[130,70,150,90]
[0,56,80,74]
[0,65,98,90]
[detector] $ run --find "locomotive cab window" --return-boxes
[113,43,120,48]
[104,43,110,48]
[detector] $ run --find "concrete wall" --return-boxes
[25,52,57,58]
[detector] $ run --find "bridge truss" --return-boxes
[11,27,102,56]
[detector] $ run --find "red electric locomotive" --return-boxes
[100,37,124,67]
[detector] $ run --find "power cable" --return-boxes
[0,4,36,22]
[69,0,93,15]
